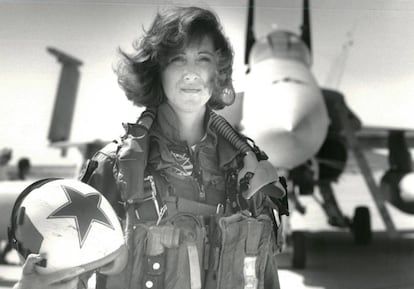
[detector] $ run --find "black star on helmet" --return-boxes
[48,185,114,248]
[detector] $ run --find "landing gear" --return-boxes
[291,231,307,269]
[351,206,372,245]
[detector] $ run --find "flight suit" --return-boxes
[84,103,282,289]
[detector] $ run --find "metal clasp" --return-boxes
[133,175,167,224]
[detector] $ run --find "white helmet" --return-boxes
[8,178,127,275]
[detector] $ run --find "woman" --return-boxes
[14,6,284,289]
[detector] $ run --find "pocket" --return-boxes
[116,137,147,202]
[164,214,206,289]
[215,214,278,289]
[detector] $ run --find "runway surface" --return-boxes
[2,231,414,289]
[1,161,414,289]
[278,231,414,289]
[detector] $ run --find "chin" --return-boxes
[178,104,206,114]
[181,100,206,109]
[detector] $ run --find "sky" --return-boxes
[1,0,414,165]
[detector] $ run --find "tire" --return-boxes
[291,231,307,269]
[352,206,372,245]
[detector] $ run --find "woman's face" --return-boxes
[161,36,217,114]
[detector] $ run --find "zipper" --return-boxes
[198,170,206,201]
[190,144,206,202]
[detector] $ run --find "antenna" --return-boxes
[300,0,312,53]
[244,0,256,72]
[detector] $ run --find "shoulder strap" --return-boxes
[115,107,156,202]
[78,108,156,218]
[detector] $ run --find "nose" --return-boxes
[182,62,200,82]
[183,71,200,82]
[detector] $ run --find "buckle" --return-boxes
[133,175,167,225]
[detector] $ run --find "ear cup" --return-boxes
[8,178,59,254]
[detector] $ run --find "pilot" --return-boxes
[14,6,286,289]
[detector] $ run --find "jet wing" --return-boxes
[356,127,414,149]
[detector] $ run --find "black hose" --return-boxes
[209,110,252,155]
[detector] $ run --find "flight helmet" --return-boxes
[8,178,127,274]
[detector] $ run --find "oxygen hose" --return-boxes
[209,110,252,155]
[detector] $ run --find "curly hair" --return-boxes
[115,6,234,110]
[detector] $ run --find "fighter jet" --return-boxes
[225,0,414,268]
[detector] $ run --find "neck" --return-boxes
[176,108,206,146]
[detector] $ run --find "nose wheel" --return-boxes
[351,206,372,245]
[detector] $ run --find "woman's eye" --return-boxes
[169,55,186,64]
[198,55,213,63]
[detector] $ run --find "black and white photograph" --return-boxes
[1,0,414,288]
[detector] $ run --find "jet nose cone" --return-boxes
[242,58,329,169]
[271,81,324,132]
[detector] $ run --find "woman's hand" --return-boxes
[14,254,85,289]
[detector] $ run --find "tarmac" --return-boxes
[1,166,414,289]
[2,230,414,289]
[277,231,414,289]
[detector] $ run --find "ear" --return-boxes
[220,86,235,106]
[98,245,128,275]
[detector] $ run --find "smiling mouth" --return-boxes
[181,88,201,93]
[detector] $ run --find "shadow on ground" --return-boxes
[277,231,414,289]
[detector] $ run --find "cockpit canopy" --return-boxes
[249,30,312,67]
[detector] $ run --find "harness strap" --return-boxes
[143,225,180,289]
[187,242,202,289]
[245,221,263,255]
[143,254,165,289]
[164,196,218,217]
[130,175,167,224]
[127,187,219,225]
[243,220,263,289]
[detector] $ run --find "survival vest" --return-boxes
[80,107,288,289]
